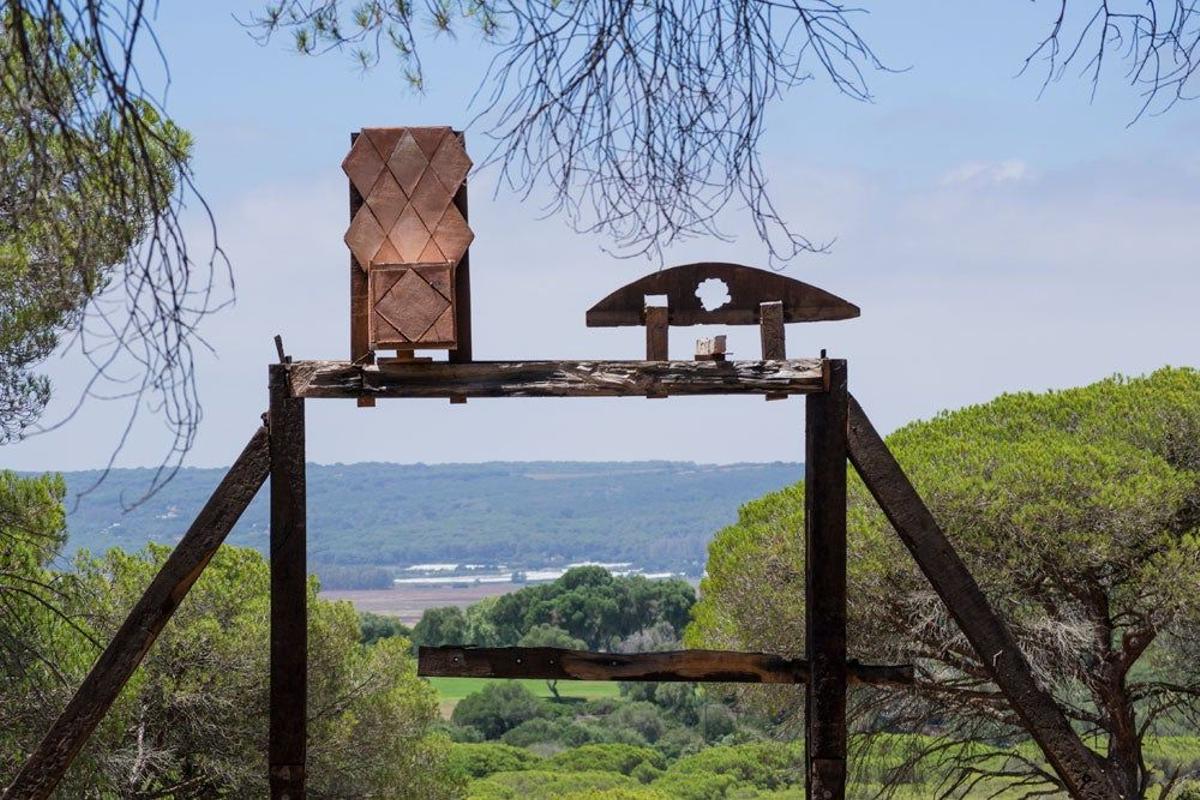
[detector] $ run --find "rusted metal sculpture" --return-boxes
[586,261,858,371]
[344,126,473,402]
[3,127,1125,800]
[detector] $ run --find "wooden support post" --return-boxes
[419,646,914,687]
[645,306,669,361]
[761,301,787,401]
[805,359,848,800]
[3,425,271,800]
[349,132,375,409]
[846,396,1121,800]
[760,301,786,358]
[644,305,669,398]
[269,365,307,800]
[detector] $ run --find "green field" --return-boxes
[426,677,622,716]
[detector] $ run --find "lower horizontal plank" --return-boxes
[418,646,913,688]
[288,359,826,399]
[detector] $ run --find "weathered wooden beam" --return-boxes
[805,359,849,800]
[418,647,914,687]
[3,425,271,800]
[846,396,1122,800]
[288,359,826,400]
[760,302,787,400]
[269,365,307,800]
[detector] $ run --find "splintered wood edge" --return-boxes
[417,646,914,687]
[286,359,826,399]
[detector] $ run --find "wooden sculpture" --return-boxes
[587,262,859,398]
[3,136,1127,800]
[343,127,473,355]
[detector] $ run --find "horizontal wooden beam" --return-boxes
[418,646,913,688]
[288,359,826,400]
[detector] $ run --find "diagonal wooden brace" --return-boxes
[846,395,1121,800]
[3,424,271,800]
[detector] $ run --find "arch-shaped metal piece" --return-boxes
[586,262,860,327]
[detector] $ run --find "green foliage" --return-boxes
[359,610,412,644]
[1178,782,1200,800]
[62,545,455,797]
[452,681,560,740]
[607,702,669,744]
[689,368,1200,796]
[665,742,806,789]
[0,497,457,798]
[448,742,543,779]
[487,566,695,649]
[0,470,80,770]
[644,770,738,800]
[545,743,666,775]
[466,770,642,800]
[55,461,799,572]
[501,718,601,749]
[0,9,191,442]
[413,605,468,647]
[519,623,586,650]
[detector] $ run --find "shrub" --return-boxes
[647,770,738,800]
[452,681,553,739]
[448,742,542,780]
[630,761,665,784]
[665,742,805,790]
[501,718,601,749]
[697,703,737,742]
[466,770,640,800]
[606,701,668,743]
[546,743,667,775]
[653,727,703,760]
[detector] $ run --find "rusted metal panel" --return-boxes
[586,263,859,327]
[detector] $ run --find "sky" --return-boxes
[5,2,1199,471]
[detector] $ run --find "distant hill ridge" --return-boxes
[48,461,803,574]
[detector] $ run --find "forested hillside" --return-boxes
[51,461,801,573]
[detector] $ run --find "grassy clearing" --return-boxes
[426,677,622,716]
